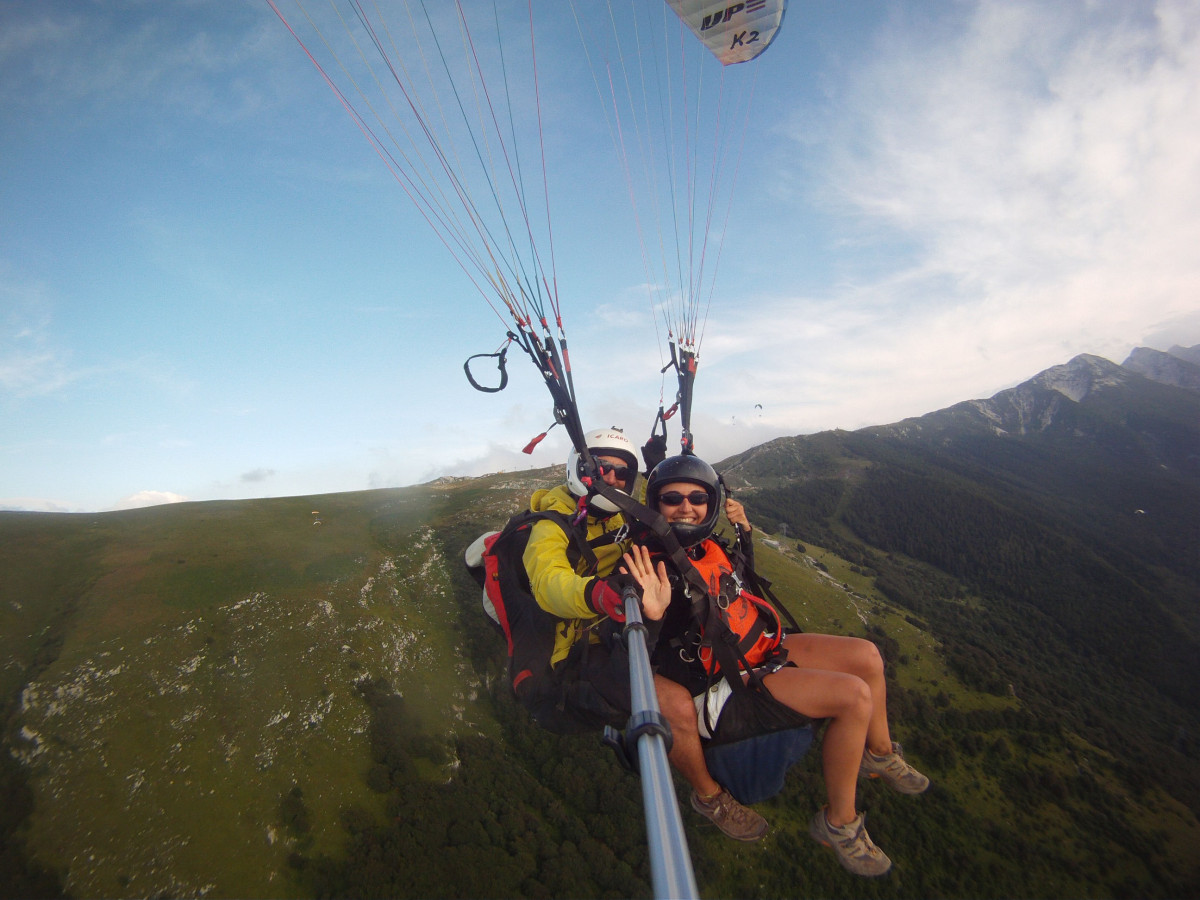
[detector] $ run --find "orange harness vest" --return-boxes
[685,539,784,676]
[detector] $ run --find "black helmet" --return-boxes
[646,455,721,548]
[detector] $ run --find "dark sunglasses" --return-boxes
[657,490,709,507]
[596,461,633,481]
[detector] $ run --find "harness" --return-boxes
[579,477,811,729]
[479,508,621,697]
[675,539,786,678]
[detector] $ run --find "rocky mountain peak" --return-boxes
[1032,353,1128,403]
[1122,344,1200,391]
[869,348,1196,442]
[953,354,1127,436]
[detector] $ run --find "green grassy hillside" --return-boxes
[2,480,510,898]
[3,464,1199,898]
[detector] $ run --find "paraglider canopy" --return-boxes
[666,0,787,64]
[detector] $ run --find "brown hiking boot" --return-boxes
[690,788,768,841]
[808,807,892,877]
[859,741,930,794]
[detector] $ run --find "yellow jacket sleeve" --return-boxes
[522,517,598,620]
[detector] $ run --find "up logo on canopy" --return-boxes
[700,1,768,31]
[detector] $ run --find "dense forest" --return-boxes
[279,507,1199,899]
[733,427,1200,820]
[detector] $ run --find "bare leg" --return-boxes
[781,632,893,756]
[762,664,872,825]
[654,673,721,796]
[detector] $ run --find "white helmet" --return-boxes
[566,426,639,513]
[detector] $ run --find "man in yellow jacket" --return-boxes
[520,427,768,841]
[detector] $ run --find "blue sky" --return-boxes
[3,1,1199,513]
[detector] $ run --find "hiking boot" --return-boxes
[859,741,930,794]
[690,788,768,841]
[808,807,892,877]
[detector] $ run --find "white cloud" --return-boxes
[729,0,1200,432]
[111,490,189,510]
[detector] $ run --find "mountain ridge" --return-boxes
[1124,343,1200,389]
[867,347,1199,440]
[720,346,1200,852]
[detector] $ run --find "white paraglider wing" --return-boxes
[666,0,787,64]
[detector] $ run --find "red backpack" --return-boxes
[466,509,607,700]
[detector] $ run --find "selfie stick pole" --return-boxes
[621,585,699,899]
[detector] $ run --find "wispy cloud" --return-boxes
[0,274,77,398]
[733,0,1200,430]
[0,3,281,125]
[0,348,77,397]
